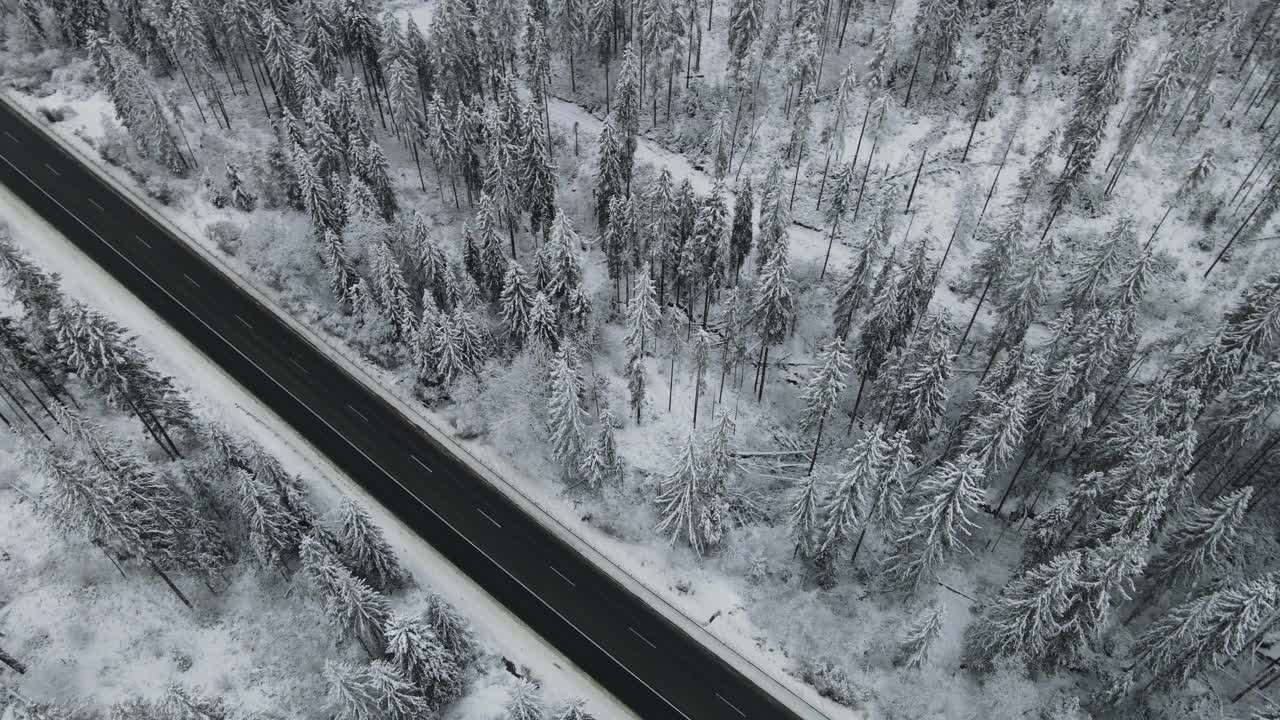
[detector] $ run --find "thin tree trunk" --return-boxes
[1205,176,1277,278]
[0,646,27,675]
[807,414,826,474]
[148,559,193,609]
[904,146,927,214]
[904,48,923,107]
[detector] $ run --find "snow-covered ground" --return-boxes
[0,184,630,719]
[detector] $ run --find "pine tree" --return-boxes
[800,338,851,472]
[224,163,257,212]
[384,613,463,708]
[1052,1,1143,209]
[818,424,889,561]
[553,699,596,720]
[596,113,627,228]
[1063,216,1137,312]
[1132,573,1280,691]
[506,679,546,720]
[338,499,407,593]
[729,180,754,279]
[324,660,427,720]
[967,550,1086,666]
[910,0,965,99]
[755,162,791,266]
[501,259,537,347]
[886,454,986,589]
[962,376,1031,475]
[689,327,714,427]
[580,406,625,489]
[789,470,824,559]
[423,592,475,659]
[626,344,648,425]
[1147,487,1251,590]
[899,602,944,669]
[625,262,661,355]
[991,233,1056,350]
[656,433,723,554]
[52,300,195,453]
[878,314,954,445]
[529,291,559,351]
[234,467,303,570]
[727,0,763,73]
[751,243,795,399]
[547,346,587,472]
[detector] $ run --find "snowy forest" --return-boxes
[3,0,1280,715]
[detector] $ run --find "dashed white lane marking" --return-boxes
[87,198,103,212]
[135,234,151,248]
[234,314,253,329]
[629,626,657,649]
[43,163,59,176]
[476,507,503,529]
[183,273,200,287]
[410,453,434,474]
[3,131,17,142]
[716,693,747,718]
[549,565,576,588]
[346,404,369,422]
[289,357,311,375]
[0,150,698,720]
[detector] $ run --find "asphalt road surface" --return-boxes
[0,99,818,720]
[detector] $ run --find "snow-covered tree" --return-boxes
[729,179,754,280]
[751,242,795,398]
[506,679,546,720]
[656,433,724,555]
[689,327,714,427]
[1052,1,1143,209]
[500,259,537,347]
[886,454,986,589]
[423,592,475,659]
[384,613,463,708]
[1132,573,1280,691]
[1147,487,1252,591]
[800,338,851,472]
[818,424,889,564]
[967,550,1086,666]
[324,659,426,720]
[789,470,824,560]
[580,406,625,489]
[338,499,408,593]
[876,314,954,445]
[546,346,587,472]
[909,0,965,100]
[899,602,944,670]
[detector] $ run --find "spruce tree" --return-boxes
[818,424,889,561]
[547,346,587,473]
[1146,487,1251,591]
[751,242,795,400]
[967,550,1086,666]
[886,454,986,589]
[337,499,407,593]
[501,259,537,347]
[656,433,724,554]
[729,179,754,279]
[384,613,463,708]
[800,338,851,472]
[506,679,546,720]
[1132,573,1280,691]
[899,602,945,669]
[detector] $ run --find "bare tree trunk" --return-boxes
[0,646,26,674]
[148,559,193,609]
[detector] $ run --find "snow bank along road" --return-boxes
[0,99,821,720]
